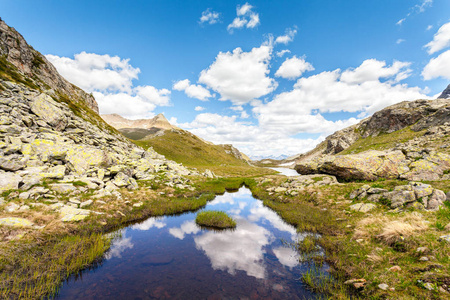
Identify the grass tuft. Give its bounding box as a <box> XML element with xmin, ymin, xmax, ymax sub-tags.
<box><xmin>195</xmin><ymin>210</ymin><xmax>236</xmax><ymax>229</ymax></box>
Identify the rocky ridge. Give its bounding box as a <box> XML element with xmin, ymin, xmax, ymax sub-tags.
<box><xmin>101</xmin><ymin>113</ymin><xmax>176</xmax><ymax>131</ymax></box>
<box><xmin>0</xmin><ymin>80</ymin><xmax>202</xmax><ymax>225</ymax></box>
<box><xmin>295</xmin><ymin>97</ymin><xmax>450</xmax><ymax>182</ymax></box>
<box><xmin>0</xmin><ymin>20</ymin><xmax>98</xmax><ymax>113</ymax></box>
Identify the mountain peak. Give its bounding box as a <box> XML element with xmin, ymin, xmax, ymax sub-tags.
<box><xmin>438</xmin><ymin>84</ymin><xmax>450</xmax><ymax>99</ymax></box>
<box><xmin>101</xmin><ymin>113</ymin><xmax>175</xmax><ymax>131</ymax></box>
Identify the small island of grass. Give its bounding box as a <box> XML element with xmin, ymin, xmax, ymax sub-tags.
<box><xmin>195</xmin><ymin>211</ymin><xmax>237</xmax><ymax>229</ymax></box>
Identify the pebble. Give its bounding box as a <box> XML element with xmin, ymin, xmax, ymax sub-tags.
<box><xmin>378</xmin><ymin>283</ymin><xmax>389</xmax><ymax>290</ymax></box>
<box><xmin>416</xmin><ymin>246</ymin><xmax>429</xmax><ymax>253</ymax></box>
<box><xmin>389</xmin><ymin>265</ymin><xmax>401</xmax><ymax>272</ymax></box>
<box><xmin>419</xmin><ymin>256</ymin><xmax>429</xmax><ymax>261</ymax></box>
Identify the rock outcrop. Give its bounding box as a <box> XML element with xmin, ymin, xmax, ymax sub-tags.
<box><xmin>295</xmin><ymin>97</ymin><xmax>450</xmax><ymax>181</ymax></box>
<box><xmin>0</xmin><ymin>20</ymin><xmax>98</xmax><ymax>113</ymax></box>
<box><xmin>0</xmin><ymin>81</ymin><xmax>195</xmax><ymax>194</ymax></box>
<box><xmin>349</xmin><ymin>182</ymin><xmax>447</xmax><ymax>211</ymax></box>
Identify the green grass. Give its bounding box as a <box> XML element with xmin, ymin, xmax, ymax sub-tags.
<box><xmin>195</xmin><ymin>211</ymin><xmax>236</xmax><ymax>229</ymax></box>
<box><xmin>133</xmin><ymin>130</ymin><xmax>274</xmax><ymax>177</ymax></box>
<box><xmin>0</xmin><ymin>233</ymin><xmax>111</xmax><ymax>299</ymax></box>
<box><xmin>339</xmin><ymin>127</ymin><xmax>425</xmax><ymax>155</ymax></box>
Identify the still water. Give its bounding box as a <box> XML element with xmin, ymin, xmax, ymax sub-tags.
<box><xmin>56</xmin><ymin>187</ymin><xmax>321</xmax><ymax>299</ymax></box>
<box><xmin>270</xmin><ymin>167</ymin><xmax>299</xmax><ymax>177</ymax></box>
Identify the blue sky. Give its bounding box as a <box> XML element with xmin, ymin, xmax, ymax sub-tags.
<box><xmin>2</xmin><ymin>0</ymin><xmax>450</xmax><ymax>158</ymax></box>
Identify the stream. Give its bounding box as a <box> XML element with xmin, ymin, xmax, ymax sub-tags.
<box><xmin>55</xmin><ymin>184</ymin><xmax>323</xmax><ymax>299</ymax></box>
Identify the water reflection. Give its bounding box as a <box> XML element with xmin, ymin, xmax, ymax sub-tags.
<box><xmin>195</xmin><ymin>218</ymin><xmax>273</xmax><ymax>279</ymax></box>
<box><xmin>270</xmin><ymin>167</ymin><xmax>300</xmax><ymax>176</ymax></box>
<box><xmin>131</xmin><ymin>217</ymin><xmax>166</xmax><ymax>231</ymax></box>
<box><xmin>105</xmin><ymin>231</ymin><xmax>133</xmax><ymax>259</ymax></box>
<box><xmin>169</xmin><ymin>220</ymin><xmax>200</xmax><ymax>240</ymax></box>
<box><xmin>56</xmin><ymin>187</ymin><xmax>320</xmax><ymax>299</ymax></box>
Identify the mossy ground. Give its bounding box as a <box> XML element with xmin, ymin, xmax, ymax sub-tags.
<box><xmin>252</xmin><ymin>177</ymin><xmax>450</xmax><ymax>299</ymax></box>
<box><xmin>195</xmin><ymin>210</ymin><xmax>236</xmax><ymax>229</ymax></box>
<box><xmin>340</xmin><ymin>127</ymin><xmax>426</xmax><ymax>155</ymax></box>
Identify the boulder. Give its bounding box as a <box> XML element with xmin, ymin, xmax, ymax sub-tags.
<box><xmin>40</xmin><ymin>165</ymin><xmax>66</xmax><ymax>179</ymax></box>
<box><xmin>112</xmin><ymin>172</ymin><xmax>131</xmax><ymax>187</ymax></box>
<box><xmin>66</xmin><ymin>145</ymin><xmax>112</xmax><ymax>175</ymax></box>
<box><xmin>30</xmin><ymin>94</ymin><xmax>68</xmax><ymax>131</ymax></box>
<box><xmin>350</xmin><ymin>203</ymin><xmax>376</xmax><ymax>213</ymax></box>
<box><xmin>0</xmin><ymin>172</ymin><xmax>22</xmax><ymax>192</ymax></box>
<box><xmin>295</xmin><ymin>150</ymin><xmax>409</xmax><ymax>181</ymax></box>
<box><xmin>410</xmin><ymin>182</ymin><xmax>434</xmax><ymax>199</ymax></box>
<box><xmin>0</xmin><ymin>156</ymin><xmax>26</xmax><ymax>171</ymax></box>
<box><xmin>384</xmin><ymin>190</ymin><xmax>416</xmax><ymax>208</ymax></box>
<box><xmin>0</xmin><ymin>217</ymin><xmax>33</xmax><ymax>228</ymax></box>
<box><xmin>49</xmin><ymin>183</ymin><xmax>76</xmax><ymax>194</ymax></box>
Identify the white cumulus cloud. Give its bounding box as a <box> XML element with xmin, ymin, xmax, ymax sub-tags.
<box><xmin>199</xmin><ymin>8</ymin><xmax>220</xmax><ymax>24</ymax></box>
<box><xmin>227</xmin><ymin>3</ymin><xmax>260</xmax><ymax>32</ymax></box>
<box><xmin>425</xmin><ymin>22</ymin><xmax>450</xmax><ymax>54</ymax></box>
<box><xmin>47</xmin><ymin>52</ymin><xmax>171</xmax><ymax>119</ymax></box>
<box><xmin>195</xmin><ymin>106</ymin><xmax>205</xmax><ymax>111</ymax></box>
<box><xmin>422</xmin><ymin>50</ymin><xmax>450</xmax><ymax>80</ymax></box>
<box><xmin>276</xmin><ymin>49</ymin><xmax>291</xmax><ymax>57</ymax></box>
<box><xmin>46</xmin><ymin>52</ymin><xmax>140</xmax><ymax>93</ymax></box>
<box><xmin>173</xmin><ymin>79</ymin><xmax>213</xmax><ymax>101</ymax></box>
<box><xmin>275</xmin><ymin>28</ymin><xmax>297</xmax><ymax>45</ymax></box>
<box><xmin>199</xmin><ymin>44</ymin><xmax>277</xmax><ymax>105</ymax></box>
<box><xmin>275</xmin><ymin>56</ymin><xmax>314</xmax><ymax>80</ymax></box>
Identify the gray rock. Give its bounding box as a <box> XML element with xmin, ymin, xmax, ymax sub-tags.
<box><xmin>378</xmin><ymin>283</ymin><xmax>389</xmax><ymax>290</ymax></box>
<box><xmin>80</xmin><ymin>200</ymin><xmax>93</xmax><ymax>208</ymax></box>
<box><xmin>127</xmin><ymin>178</ymin><xmax>138</xmax><ymax>190</ymax></box>
<box><xmin>439</xmin><ymin>235</ymin><xmax>450</xmax><ymax>243</ymax></box>
<box><xmin>350</xmin><ymin>203</ymin><xmax>376</xmax><ymax>213</ymax></box>
<box><xmin>428</xmin><ymin>190</ymin><xmax>446</xmax><ymax>210</ymax></box>
<box><xmin>112</xmin><ymin>172</ymin><xmax>130</xmax><ymax>187</ymax></box>
<box><xmin>410</xmin><ymin>182</ymin><xmax>434</xmax><ymax>199</ymax></box>
<box><xmin>30</xmin><ymin>94</ymin><xmax>68</xmax><ymax>131</ymax></box>
<box><xmin>0</xmin><ymin>156</ymin><xmax>26</xmax><ymax>171</ymax></box>
<box><xmin>5</xmin><ymin>202</ymin><xmax>20</xmax><ymax>212</ymax></box>
<box><xmin>367</xmin><ymin>187</ymin><xmax>388</xmax><ymax>194</ymax></box>
<box><xmin>49</xmin><ymin>183</ymin><xmax>76</xmax><ymax>194</ymax></box>
<box><xmin>0</xmin><ymin>172</ymin><xmax>22</xmax><ymax>192</ymax></box>
<box><xmin>384</xmin><ymin>190</ymin><xmax>416</xmax><ymax>208</ymax></box>
<box><xmin>447</xmin><ymin>191</ymin><xmax>450</xmax><ymax>201</ymax></box>
<box><xmin>367</xmin><ymin>194</ymin><xmax>383</xmax><ymax>202</ymax></box>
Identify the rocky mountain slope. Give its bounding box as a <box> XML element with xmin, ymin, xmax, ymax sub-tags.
<box><xmin>0</xmin><ymin>19</ymin><xmax>98</xmax><ymax>113</ymax></box>
<box><xmin>295</xmin><ymin>95</ymin><xmax>450</xmax><ymax>182</ymax></box>
<box><xmin>0</xmin><ymin>20</ymin><xmax>200</xmax><ymax>224</ymax></box>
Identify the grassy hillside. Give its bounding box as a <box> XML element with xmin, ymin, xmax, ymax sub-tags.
<box><xmin>131</xmin><ymin>129</ymin><xmax>274</xmax><ymax>177</ymax></box>
<box><xmin>339</xmin><ymin>126</ymin><xmax>426</xmax><ymax>155</ymax></box>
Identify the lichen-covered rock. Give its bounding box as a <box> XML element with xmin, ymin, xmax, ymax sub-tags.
<box><xmin>0</xmin><ymin>217</ymin><xmax>33</xmax><ymax>227</ymax></box>
<box><xmin>30</xmin><ymin>94</ymin><xmax>68</xmax><ymax>131</ymax></box>
<box><xmin>0</xmin><ymin>172</ymin><xmax>22</xmax><ymax>192</ymax></box>
<box><xmin>350</xmin><ymin>203</ymin><xmax>376</xmax><ymax>213</ymax></box>
<box><xmin>0</xmin><ymin>155</ymin><xmax>26</xmax><ymax>171</ymax></box>
<box><xmin>296</xmin><ymin>150</ymin><xmax>409</xmax><ymax>181</ymax></box>
<box><xmin>49</xmin><ymin>183</ymin><xmax>76</xmax><ymax>194</ymax></box>
<box><xmin>112</xmin><ymin>172</ymin><xmax>131</xmax><ymax>188</ymax></box>
<box><xmin>384</xmin><ymin>190</ymin><xmax>416</xmax><ymax>208</ymax></box>
<box><xmin>40</xmin><ymin>165</ymin><xmax>66</xmax><ymax>179</ymax></box>
<box><xmin>66</xmin><ymin>145</ymin><xmax>112</xmax><ymax>175</ymax></box>
<box><xmin>410</xmin><ymin>182</ymin><xmax>434</xmax><ymax>199</ymax></box>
